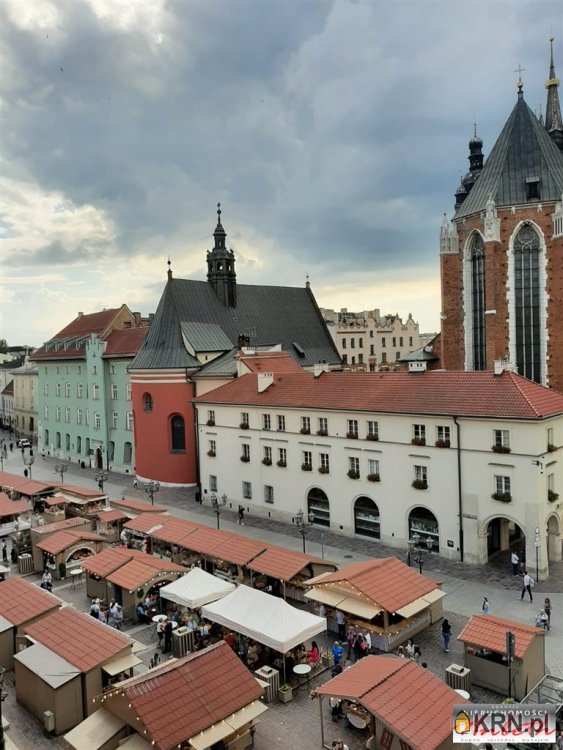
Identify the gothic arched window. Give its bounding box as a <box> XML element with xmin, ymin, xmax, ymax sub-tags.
<box><xmin>170</xmin><ymin>414</ymin><xmax>186</xmax><ymax>452</ymax></box>
<box><xmin>470</xmin><ymin>233</ymin><xmax>486</xmax><ymax>370</ymax></box>
<box><xmin>514</xmin><ymin>224</ymin><xmax>541</xmax><ymax>382</ymax></box>
<box><xmin>143</xmin><ymin>392</ymin><xmax>153</xmax><ymax>412</ymax></box>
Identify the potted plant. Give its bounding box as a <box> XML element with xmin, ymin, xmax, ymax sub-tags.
<box><xmin>207</xmin><ymin>450</ymin><xmax>216</xmax><ymax>457</ymax></box>
<box><xmin>300</xmin><ymin>427</ymin><xmax>311</xmax><ymax>435</ymax></box>
<box><xmin>366</xmin><ymin>433</ymin><xmax>379</xmax><ymax>441</ymax></box>
<box><xmin>411</xmin><ymin>437</ymin><xmax>425</xmax><ymax>446</ymax></box>
<box><xmin>240</xmin><ymin>422</ymin><xmax>250</xmax><ymax>430</ymax></box>
<box><xmin>548</xmin><ymin>443</ymin><xmax>557</xmax><ymax>452</ymax></box>
<box><xmin>206</xmin><ymin>419</ymin><xmax>215</xmax><ymax>427</ymax></box>
<box><xmin>240</xmin><ymin>455</ymin><xmax>250</xmax><ymax>463</ymax></box>
<box><xmin>492</xmin><ymin>444</ymin><xmax>511</xmax><ymax>454</ymax></box>
<box><xmin>435</xmin><ymin>439</ymin><xmax>450</xmax><ymax>448</ymax></box>
<box><xmin>492</xmin><ymin>491</ymin><xmax>511</xmax><ymax>502</ymax></box>
<box><xmin>346</xmin><ymin>432</ymin><xmax>358</xmax><ymax>440</ymax></box>
<box><xmin>301</xmin><ymin>463</ymin><xmax>312</xmax><ymax>471</ymax></box>
<box><xmin>318</xmin><ymin>466</ymin><xmax>329</xmax><ymax>474</ymax></box>
<box><xmin>278</xmin><ymin>684</ymin><xmax>293</xmax><ymax>703</ymax></box>
<box><xmin>262</xmin><ymin>457</ymin><xmax>272</xmax><ymax>466</ymax></box>
<box><xmin>317</xmin><ymin>428</ymin><xmax>328</xmax><ymax>436</ymax></box>
<box><xmin>347</xmin><ymin>469</ymin><xmax>360</xmax><ymax>479</ymax></box>
<box><xmin>277</xmin><ymin>460</ymin><xmax>287</xmax><ymax>468</ymax></box>
<box><xmin>412</xmin><ymin>479</ymin><xmax>428</xmax><ymax>490</ymax></box>
<box><xmin>367</xmin><ymin>473</ymin><xmax>380</xmax><ymax>482</ymax></box>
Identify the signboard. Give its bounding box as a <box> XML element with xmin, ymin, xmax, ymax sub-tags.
<box><xmin>453</xmin><ymin>704</ymin><xmax>556</xmax><ymax>744</ymax></box>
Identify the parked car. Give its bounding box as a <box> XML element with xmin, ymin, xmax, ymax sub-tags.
<box><xmin>16</xmin><ymin>439</ymin><xmax>31</xmax><ymax>449</ymax></box>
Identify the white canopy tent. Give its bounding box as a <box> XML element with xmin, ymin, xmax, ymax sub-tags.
<box><xmin>201</xmin><ymin>584</ymin><xmax>326</xmax><ymax>653</ymax></box>
<box><xmin>159</xmin><ymin>568</ymin><xmax>236</xmax><ymax>609</ymax></box>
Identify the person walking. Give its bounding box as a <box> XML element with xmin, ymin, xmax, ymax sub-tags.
<box><xmin>482</xmin><ymin>596</ymin><xmax>490</xmax><ymax>614</ymax></box>
<box><xmin>237</xmin><ymin>505</ymin><xmax>245</xmax><ymax>526</ymax></box>
<box><xmin>511</xmin><ymin>551</ymin><xmax>520</xmax><ymax>575</ymax></box>
<box><xmin>2</xmin><ymin>542</ymin><xmax>7</xmax><ymax>564</ymax></box>
<box><xmin>335</xmin><ymin>610</ymin><xmax>346</xmax><ymax>640</ymax></box>
<box><xmin>163</xmin><ymin>619</ymin><xmax>173</xmax><ymax>653</ymax></box>
<box><xmin>441</xmin><ymin>618</ymin><xmax>452</xmax><ymax>653</ymax></box>
<box><xmin>521</xmin><ymin>571</ymin><xmax>534</xmax><ymax>602</ymax></box>
<box><xmin>544</xmin><ymin>597</ymin><xmax>552</xmax><ymax>630</ymax></box>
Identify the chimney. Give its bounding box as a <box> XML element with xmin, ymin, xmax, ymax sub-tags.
<box><xmin>494</xmin><ymin>359</ymin><xmax>515</xmax><ymax>376</ymax></box>
<box><xmin>313</xmin><ymin>363</ymin><xmax>330</xmax><ymax>378</ymax></box>
<box><xmin>77</xmin><ymin>312</ymin><xmax>83</xmax><ymax>318</ymax></box>
<box><xmin>257</xmin><ymin>372</ymin><xmax>274</xmax><ymax>393</ymax></box>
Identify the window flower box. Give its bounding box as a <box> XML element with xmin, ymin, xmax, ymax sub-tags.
<box><xmin>492</xmin><ymin>445</ymin><xmax>511</xmax><ymax>454</ymax></box>
<box><xmin>240</xmin><ymin>455</ymin><xmax>250</xmax><ymax>463</ymax></box>
<box><xmin>207</xmin><ymin>450</ymin><xmax>216</xmax><ymax>457</ymax></box>
<box><xmin>365</xmin><ymin>434</ymin><xmax>379</xmax><ymax>442</ymax></box>
<box><xmin>206</xmin><ymin>419</ymin><xmax>215</xmax><ymax>427</ymax></box>
<box><xmin>346</xmin><ymin>432</ymin><xmax>359</xmax><ymax>440</ymax></box>
<box><xmin>301</xmin><ymin>463</ymin><xmax>312</xmax><ymax>471</ymax></box>
<box><xmin>318</xmin><ymin>466</ymin><xmax>329</xmax><ymax>474</ymax></box>
<box><xmin>276</xmin><ymin>460</ymin><xmax>287</xmax><ymax>468</ymax></box>
<box><xmin>239</xmin><ymin>422</ymin><xmax>250</xmax><ymax>430</ymax></box>
<box><xmin>548</xmin><ymin>443</ymin><xmax>557</xmax><ymax>453</ymax></box>
<box><xmin>347</xmin><ymin>469</ymin><xmax>360</xmax><ymax>479</ymax></box>
<box><xmin>435</xmin><ymin>439</ymin><xmax>450</xmax><ymax>448</ymax></box>
<box><xmin>367</xmin><ymin>473</ymin><xmax>380</xmax><ymax>482</ymax></box>
<box><xmin>262</xmin><ymin>457</ymin><xmax>272</xmax><ymax>466</ymax></box>
<box><xmin>300</xmin><ymin>427</ymin><xmax>311</xmax><ymax>435</ymax></box>
<box><xmin>548</xmin><ymin>489</ymin><xmax>559</xmax><ymax>503</ymax></box>
<box><xmin>411</xmin><ymin>438</ymin><xmax>426</xmax><ymax>446</ymax></box>
<box><xmin>492</xmin><ymin>491</ymin><xmax>512</xmax><ymax>502</ymax></box>
<box><xmin>412</xmin><ymin>479</ymin><xmax>428</xmax><ymax>490</ymax></box>
<box><xmin>317</xmin><ymin>429</ymin><xmax>328</xmax><ymax>437</ymax></box>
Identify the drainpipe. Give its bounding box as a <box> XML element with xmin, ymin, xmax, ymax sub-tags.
<box><xmin>454</xmin><ymin>416</ymin><xmax>464</xmax><ymax>562</ymax></box>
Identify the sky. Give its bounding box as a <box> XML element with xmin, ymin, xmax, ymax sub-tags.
<box><xmin>0</xmin><ymin>0</ymin><xmax>561</xmax><ymax>344</ymax></box>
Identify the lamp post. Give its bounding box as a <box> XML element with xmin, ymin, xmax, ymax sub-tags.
<box><xmin>295</xmin><ymin>510</ymin><xmax>315</xmax><ymax>553</ymax></box>
<box><xmin>210</xmin><ymin>492</ymin><xmax>227</xmax><ymax>529</ymax></box>
<box><xmin>54</xmin><ymin>462</ymin><xmax>69</xmax><ymax>485</ymax></box>
<box><xmin>408</xmin><ymin>533</ymin><xmax>433</xmax><ymax>574</ymax></box>
<box><xmin>95</xmin><ymin>470</ymin><xmax>109</xmax><ymax>493</ymax></box>
<box><xmin>535</xmin><ymin>526</ymin><xmax>541</xmax><ymax>583</ymax></box>
<box><xmin>22</xmin><ymin>448</ymin><xmax>34</xmax><ymax>480</ymax></box>
<box><xmin>140</xmin><ymin>480</ymin><xmax>161</xmax><ymax>507</ymax></box>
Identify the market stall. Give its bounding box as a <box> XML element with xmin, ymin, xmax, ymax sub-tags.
<box><xmin>149</xmin><ymin>516</ymin><xmax>202</xmax><ymax>563</ymax></box>
<box><xmin>59</xmin><ymin>485</ymin><xmax>108</xmax><ymax>519</ymax></box>
<box><xmin>122</xmin><ymin>513</ymin><xmax>170</xmax><ymax>551</ymax></box>
<box><xmin>111</xmin><ymin>496</ymin><xmax>168</xmax><ymax>518</ymax></box>
<box><xmin>305</xmin><ymin>557</ymin><xmax>445</xmax><ymax>651</ymax></box>
<box><xmin>248</xmin><ymin>545</ymin><xmax>337</xmax><ymax>601</ymax></box>
<box><xmin>40</xmin><ymin>495</ymin><xmax>67</xmax><ymax>524</ymax></box>
<box><xmin>96</xmin><ymin>509</ymin><xmax>129</xmax><ymax>542</ymax></box>
<box><xmin>174</xmin><ymin>526</ymin><xmax>268</xmax><ymax>581</ymax></box>
<box><xmin>458</xmin><ymin>614</ymin><xmax>545</xmax><ymax>700</ymax></box>
<box><xmin>0</xmin><ymin>493</ymin><xmax>31</xmax><ymax>537</ymax></box>
<box><xmin>35</xmin><ymin>529</ymin><xmax>106</xmax><ymax>578</ymax></box>
<box><xmin>0</xmin><ymin>471</ymin><xmax>56</xmax><ymax>505</ymax></box>
<box><xmin>30</xmin><ymin>517</ymin><xmax>92</xmax><ymax>572</ymax></box>
<box><xmin>160</xmin><ymin>567</ymin><xmax>235</xmax><ymax>609</ymax></box>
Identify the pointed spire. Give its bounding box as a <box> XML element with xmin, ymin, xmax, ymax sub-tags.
<box><xmin>545</xmin><ymin>38</ymin><xmax>563</xmax><ymax>150</ymax></box>
<box><xmin>514</xmin><ymin>64</ymin><xmax>525</xmax><ymax>99</ymax></box>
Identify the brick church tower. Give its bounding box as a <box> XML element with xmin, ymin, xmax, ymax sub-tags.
<box><xmin>440</xmin><ymin>41</ymin><xmax>563</xmax><ymax>390</ymax></box>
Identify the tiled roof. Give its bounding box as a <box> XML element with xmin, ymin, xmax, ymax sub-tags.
<box><xmin>457</xmin><ymin>614</ymin><xmax>543</xmax><ymax>659</ymax></box>
<box><xmin>309</xmin><ymin>558</ymin><xmax>438</xmax><ymax>613</ymax></box>
<box><xmin>24</xmin><ymin>607</ymin><xmax>130</xmax><ymax>672</ymax></box>
<box><xmin>194</xmin><ymin>369</ymin><xmax>563</xmax><ymax>419</ymax></box>
<box><xmin>239</xmin><ymin>351</ymin><xmax>303</xmax><ymax>373</ymax></box>
<box><xmin>248</xmin><ymin>546</ymin><xmax>323</xmax><ymax>582</ymax></box>
<box><xmin>36</xmin><ymin>529</ymin><xmax>104</xmax><ymax>555</ymax></box>
<box><xmin>0</xmin><ymin>577</ymin><xmax>60</xmax><ymax>626</ymax></box>
<box><xmin>0</xmin><ymin>472</ymin><xmax>55</xmax><ymax>496</ymax></box>
<box><xmin>130</xmin><ymin>276</ymin><xmax>341</xmax><ymax>370</ymax></box>
<box><xmin>0</xmin><ymin>494</ymin><xmax>29</xmax><ymax>518</ymax></box>
<box><xmin>103</xmin><ymin>327</ymin><xmax>148</xmax><ymax>358</ymax></box>
<box><xmin>123</xmin><ymin>513</ymin><xmax>170</xmax><ymax>534</ymax></box>
<box><xmin>33</xmin><ymin>517</ymin><xmax>87</xmax><ymax>535</ymax></box>
<box><xmin>106</xmin><ymin>557</ymin><xmax>184</xmax><ymax>592</ymax></box>
<box><xmin>60</xmin><ymin>484</ymin><xmax>106</xmax><ymax>499</ymax></box>
<box><xmin>97</xmin><ymin>509</ymin><xmax>128</xmax><ymax>523</ymax></box>
<box><xmin>316</xmin><ymin>656</ymin><xmax>459</xmax><ymax>750</ymax></box>
<box><xmin>150</xmin><ymin>517</ymin><xmax>201</xmax><ymax>545</ymax></box>
<box><xmin>43</xmin><ymin>495</ymin><xmax>67</xmax><ymax>507</ymax></box>
<box><xmin>82</xmin><ymin>547</ymin><xmax>134</xmax><ymax>578</ymax></box>
<box><xmin>113</xmin><ymin>497</ymin><xmax>168</xmax><ymax>514</ymax></box>
<box><xmin>121</xmin><ymin>642</ymin><xmax>263</xmax><ymax>750</ymax></box>
<box><xmin>179</xmin><ymin>527</ymin><xmax>267</xmax><ymax>566</ymax></box>
<box><xmin>31</xmin><ymin>309</ymin><xmax>122</xmax><ymax>361</ymax></box>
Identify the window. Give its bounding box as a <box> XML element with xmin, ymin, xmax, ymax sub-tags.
<box><xmin>493</xmin><ymin>429</ymin><xmax>510</xmax><ymax>451</ymax></box>
<box><xmin>392</xmin><ymin>337</ymin><xmax>396</xmax><ymax>347</ymax></box>
<box><xmin>76</xmin><ymin>408</ymin><xmax>82</xmax><ymax>425</ymax></box>
<box><xmin>242</xmin><ymin>481</ymin><xmax>252</xmax><ymax>499</ymax></box>
<box><xmin>170</xmin><ymin>415</ymin><xmax>185</xmax><ymax>451</ymax></box>
<box><xmin>143</xmin><ymin>393</ymin><xmax>153</xmax><ymax>412</ymax></box>
<box><xmin>301</xmin><ymin>416</ymin><xmax>311</xmax><ymax>434</ymax></box>
<box><xmin>240</xmin><ymin>412</ymin><xmax>249</xmax><ymax>428</ymax></box>
<box><xmin>91</xmin><ymin>384</ymin><xmax>99</xmax><ymax>400</ymax></box>
<box><xmin>55</xmin><ymin>432</ymin><xmax>61</xmax><ymax>449</ymax></box>
<box><xmin>347</xmin><ymin>419</ymin><xmax>358</xmax><ymax>438</ymax></box>
<box><xmin>94</xmin><ymin>413</ymin><xmax>101</xmax><ymax>430</ymax></box>
<box><xmin>77</xmin><ymin>383</ymin><xmax>83</xmax><ymax>399</ymax></box>
<box><xmin>302</xmin><ymin>450</ymin><xmax>312</xmax><ymax>470</ymax></box>
<box><xmin>76</xmin><ymin>436</ymin><xmax>81</xmax><ymax>454</ymax></box>
<box><xmin>43</xmin><ymin>383</ymin><xmax>48</xmax><ymax>396</ymax></box>
<box><xmin>354</xmin><ymin>496</ymin><xmax>380</xmax><ymax>539</ymax></box>
<box><xmin>108</xmin><ymin>440</ymin><xmax>114</xmax><ymax>461</ymax></box>
<box><xmin>319</xmin><ymin>452</ymin><xmax>330</xmax><ymax>473</ymax></box>
<box><xmin>381</xmin><ymin>352</ymin><xmax>387</xmax><ymax>364</ymax></box>
<box><xmin>342</xmin><ymin>354</ymin><xmax>348</xmax><ymax>364</ymax></box>
<box><xmin>367</xmin><ymin>420</ymin><xmax>379</xmax><ymax>440</ymax></box>
<box><xmin>277</xmin><ymin>415</ymin><xmax>286</xmax><ymax>432</ymax></box>
<box><xmin>205</xmin><ymin>409</ymin><xmax>215</xmax><ymax>426</ymax></box>
<box><xmin>56</xmin><ymin>383</ymin><xmax>61</xmax><ymax>398</ymax></box>
<box><xmin>263</xmin><ymin>446</ymin><xmax>272</xmax><ymax>464</ymax></box>
<box><xmin>469</xmin><ymin>232</ymin><xmax>486</xmax><ymax>370</ymax></box>
<box><xmin>264</xmin><ymin>485</ymin><xmax>274</xmax><ymax>504</ymax></box>
<box><xmin>65</xmin><ymin>433</ymin><xmax>70</xmax><ymax>451</ymax></box>
<box><xmin>349</xmin><ymin>456</ymin><xmax>360</xmax><ymax>474</ymax></box>
<box><xmin>412</xmin><ymin>424</ymin><xmax>426</xmax><ymax>445</ymax></box>
<box><xmin>513</xmin><ymin>223</ymin><xmax>542</xmax><ymax>382</ymax></box>
<box><xmin>494</xmin><ymin>475</ymin><xmax>511</xmax><ymax>495</ymax></box>
<box><xmin>126</xmin><ymin>384</ymin><xmax>132</xmax><ymax>401</ymax></box>
<box><xmin>359</xmin><ymin>338</ymin><xmax>363</xmax><ymax>348</ymax></box>
<box><xmin>358</xmin><ymin>353</ymin><xmax>364</xmax><ymax>364</ymax></box>
<box><xmin>63</xmin><ymin>382</ymin><xmax>69</xmax><ymax>398</ymax></box>
<box><xmin>370</xmin><ymin>344</ymin><xmax>374</xmax><ymax>356</ymax></box>
<box><xmin>414</xmin><ymin>465</ymin><xmax>427</xmax><ymax>482</ymax></box>
<box><xmin>350</xmin><ymin>338</ymin><xmax>355</xmax><ymax>349</ymax></box>
<box><xmin>55</xmin><ymin>406</ymin><xmax>61</xmax><ymax>422</ymax></box>
<box><xmin>85</xmin><ymin>409</ymin><xmax>90</xmax><ymax>426</ymax></box>
<box><xmin>92</xmin><ymin>365</ymin><xmax>97</xmax><ymax>375</ymax></box>
<box><xmin>368</xmin><ymin>458</ymin><xmax>380</xmax><ymax>477</ymax></box>
<box><xmin>112</xmin><ymin>411</ymin><xmax>119</xmax><ymax>429</ymax></box>
<box><xmin>351</xmin><ymin>356</ymin><xmax>356</xmax><ymax>365</ymax></box>
<box><xmin>209</xmin><ymin>475</ymin><xmax>217</xmax><ymax>492</ymax></box>
<box><xmin>278</xmin><ymin>447</ymin><xmax>287</xmax><ymax>466</ymax></box>
<box><xmin>526</xmin><ymin>178</ymin><xmax>540</xmax><ymax>201</ymax></box>
<box><xmin>381</xmin><ymin>337</ymin><xmax>386</xmax><ymax>348</ymax></box>
<box><xmin>318</xmin><ymin>417</ymin><xmax>328</xmax><ymax>435</ymax></box>
<box><xmin>263</xmin><ymin>414</ymin><xmax>271</xmax><ymax>431</ymax></box>
<box><xmin>208</xmin><ymin>439</ymin><xmax>216</xmax><ymax>456</ymax></box>
<box><xmin>241</xmin><ymin>444</ymin><xmax>250</xmax><ymax>461</ymax></box>
<box><xmin>44</xmin><ymin>405</ymin><xmax>49</xmax><ymax>419</ymax></box>
<box><xmin>395</xmin><ymin>351</ymin><xmax>400</xmax><ymax>360</ymax></box>
<box><xmin>436</xmin><ymin>425</ymin><xmax>450</xmax><ymax>445</ymax></box>
<box><xmin>409</xmin><ymin>336</ymin><xmax>413</xmax><ymax>347</ymax></box>
<box><xmin>399</xmin><ymin>336</ymin><xmax>403</xmax><ymax>347</ymax></box>
<box><xmin>111</xmin><ymin>384</ymin><xmax>118</xmax><ymax>400</ymax></box>
<box><xmin>123</xmin><ymin>441</ymin><xmax>132</xmax><ymax>464</ymax></box>
<box><xmin>369</xmin><ymin>330</ymin><xmax>374</xmax><ymax>338</ymax></box>
<box><xmin>342</xmin><ymin>338</ymin><xmax>347</xmax><ymax>349</ymax></box>
<box><xmin>548</xmin><ymin>427</ymin><xmax>555</xmax><ymax>450</ymax></box>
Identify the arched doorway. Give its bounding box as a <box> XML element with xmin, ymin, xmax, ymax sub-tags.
<box><xmin>547</xmin><ymin>515</ymin><xmax>561</xmax><ymax>563</ymax></box>
<box><xmin>486</xmin><ymin>517</ymin><xmax>526</xmax><ymax>564</ymax></box>
<box><xmin>307</xmin><ymin>488</ymin><xmax>330</xmax><ymax>527</ymax></box>
<box><xmin>408</xmin><ymin>507</ymin><xmax>439</xmax><ymax>552</ymax></box>
<box><xmin>95</xmin><ymin>447</ymin><xmax>103</xmax><ymax>470</ymax></box>
<box><xmin>354</xmin><ymin>497</ymin><xmax>380</xmax><ymax>539</ymax></box>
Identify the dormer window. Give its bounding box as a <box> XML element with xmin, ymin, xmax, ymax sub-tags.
<box><xmin>526</xmin><ymin>177</ymin><xmax>540</xmax><ymax>201</ymax></box>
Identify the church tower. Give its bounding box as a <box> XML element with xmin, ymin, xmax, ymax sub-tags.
<box><xmin>440</xmin><ymin>47</ymin><xmax>563</xmax><ymax>389</ymax></box>
<box><xmin>207</xmin><ymin>203</ymin><xmax>237</xmax><ymax>307</ymax></box>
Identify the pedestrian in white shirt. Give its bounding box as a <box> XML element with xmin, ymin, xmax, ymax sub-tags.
<box><xmin>521</xmin><ymin>571</ymin><xmax>534</xmax><ymax>602</ymax></box>
<box><xmin>511</xmin><ymin>551</ymin><xmax>519</xmax><ymax>575</ymax></box>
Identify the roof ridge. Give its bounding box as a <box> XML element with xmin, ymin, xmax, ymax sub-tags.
<box><xmin>507</xmin><ymin>371</ymin><xmax>542</xmax><ymax>417</ymax></box>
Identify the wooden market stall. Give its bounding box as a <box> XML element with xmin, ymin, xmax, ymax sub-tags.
<box><xmin>247</xmin><ymin>545</ymin><xmax>337</xmax><ymax>601</ymax></box>
<box><xmin>305</xmin><ymin>557</ymin><xmax>446</xmax><ymax>651</ymax></box>
<box><xmin>111</xmin><ymin>496</ymin><xmax>168</xmax><ymax>518</ymax></box>
<box><xmin>58</xmin><ymin>484</ymin><xmax>108</xmax><ymax>520</ymax></box>
<box><xmin>0</xmin><ymin>577</ymin><xmax>61</xmax><ymax>668</ymax></box>
<box><xmin>30</xmin><ymin>516</ymin><xmax>92</xmax><ymax>572</ymax></box>
<box><xmin>181</xmin><ymin>527</ymin><xmax>269</xmax><ymax>581</ymax></box>
<box><xmin>121</xmin><ymin>513</ymin><xmax>171</xmax><ymax>551</ymax></box>
<box><xmin>0</xmin><ymin>493</ymin><xmax>31</xmax><ymax>537</ymax></box>
<box><xmin>35</xmin><ymin>528</ymin><xmax>106</xmax><ymax>579</ymax></box>
<box><xmin>313</xmin><ymin>655</ymin><xmax>460</xmax><ymax>750</ymax></box>
<box><xmin>39</xmin><ymin>494</ymin><xmax>67</xmax><ymax>524</ymax></box>
<box><xmin>65</xmin><ymin>642</ymin><xmax>266</xmax><ymax>750</ymax></box>
<box><xmin>148</xmin><ymin>516</ymin><xmax>203</xmax><ymax>562</ymax></box>
<box><xmin>458</xmin><ymin>614</ymin><xmax>545</xmax><ymax>700</ymax></box>
<box><xmin>96</xmin><ymin>509</ymin><xmax>129</xmax><ymax>542</ymax></box>
<box><xmin>0</xmin><ymin>471</ymin><xmax>56</xmax><ymax>505</ymax></box>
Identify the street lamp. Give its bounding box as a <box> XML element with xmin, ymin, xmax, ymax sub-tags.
<box><xmin>295</xmin><ymin>510</ymin><xmax>315</xmax><ymax>553</ymax></box>
<box><xmin>535</xmin><ymin>526</ymin><xmax>541</xmax><ymax>583</ymax></box>
<box><xmin>95</xmin><ymin>470</ymin><xmax>109</xmax><ymax>493</ymax></box>
<box><xmin>22</xmin><ymin>449</ymin><xmax>34</xmax><ymax>480</ymax></box>
<box><xmin>407</xmin><ymin>533</ymin><xmax>434</xmax><ymax>574</ymax></box>
<box><xmin>54</xmin><ymin>462</ymin><xmax>69</xmax><ymax>485</ymax></box>
<box><xmin>210</xmin><ymin>492</ymin><xmax>227</xmax><ymax>529</ymax></box>
<box><xmin>140</xmin><ymin>480</ymin><xmax>160</xmax><ymax>506</ymax></box>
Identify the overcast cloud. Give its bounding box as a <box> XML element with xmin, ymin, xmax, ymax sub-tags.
<box><xmin>0</xmin><ymin>0</ymin><xmax>561</xmax><ymax>343</ymax></box>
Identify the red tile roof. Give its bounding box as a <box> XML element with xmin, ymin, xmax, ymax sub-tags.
<box><xmin>0</xmin><ymin>494</ymin><xmax>29</xmax><ymax>519</ymax></box>
<box><xmin>178</xmin><ymin>527</ymin><xmax>267</xmax><ymax>566</ymax></box>
<box><xmin>309</xmin><ymin>558</ymin><xmax>439</xmax><ymax>613</ymax></box>
<box><xmin>33</xmin><ymin>517</ymin><xmax>87</xmax><ymax>535</ymax></box>
<box><xmin>458</xmin><ymin>614</ymin><xmax>543</xmax><ymax>659</ymax></box>
<box><xmin>32</xmin><ymin>309</ymin><xmax>122</xmax><ymax>361</ymax></box>
<box><xmin>239</xmin><ymin>351</ymin><xmax>303</xmax><ymax>374</ymax></box>
<box><xmin>316</xmin><ymin>656</ymin><xmax>459</xmax><ymax>750</ymax></box>
<box><xmin>35</xmin><ymin>529</ymin><xmax>104</xmax><ymax>555</ymax></box>
<box><xmin>60</xmin><ymin>484</ymin><xmax>106</xmax><ymax>499</ymax></box>
<box><xmin>194</xmin><ymin>369</ymin><xmax>563</xmax><ymax>419</ymax></box>
<box><xmin>43</xmin><ymin>495</ymin><xmax>67</xmax><ymax>507</ymax></box>
<box><xmin>82</xmin><ymin>547</ymin><xmax>134</xmax><ymax>578</ymax></box>
<box><xmin>103</xmin><ymin>327</ymin><xmax>148</xmax><ymax>358</ymax></box>
<box><xmin>106</xmin><ymin>556</ymin><xmax>184</xmax><ymax>592</ymax></box>
<box><xmin>124</xmin><ymin>513</ymin><xmax>170</xmax><ymax>534</ymax></box>
<box><xmin>97</xmin><ymin>509</ymin><xmax>128</xmax><ymax>523</ymax></box>
<box><xmin>25</xmin><ymin>607</ymin><xmax>130</xmax><ymax>672</ymax></box>
<box><xmin>0</xmin><ymin>471</ymin><xmax>55</xmax><ymax>496</ymax></box>
<box><xmin>118</xmin><ymin>642</ymin><xmax>263</xmax><ymax>750</ymax></box>
<box><xmin>149</xmin><ymin>517</ymin><xmax>201</xmax><ymax>545</ymax></box>
<box><xmin>0</xmin><ymin>577</ymin><xmax>60</xmax><ymax>626</ymax></box>
<box><xmin>248</xmin><ymin>546</ymin><xmax>325</xmax><ymax>582</ymax></box>
<box><xmin>113</xmin><ymin>497</ymin><xmax>167</xmax><ymax>514</ymax></box>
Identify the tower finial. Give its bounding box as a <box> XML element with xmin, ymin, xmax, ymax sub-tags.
<box><xmin>473</xmin><ymin>121</ymin><xmax>477</xmax><ymax>139</ymax></box>
<box><xmin>217</xmin><ymin>202</ymin><xmax>221</xmax><ymax>223</ymax></box>
<box><xmin>514</xmin><ymin>64</ymin><xmax>525</xmax><ymax>98</ymax></box>
<box><xmin>545</xmin><ymin>37</ymin><xmax>563</xmax><ymax>150</ymax></box>
<box><xmin>167</xmin><ymin>257</ymin><xmax>172</xmax><ymax>280</ymax></box>
<box><xmin>550</xmin><ymin>36</ymin><xmax>556</xmax><ymax>78</ymax></box>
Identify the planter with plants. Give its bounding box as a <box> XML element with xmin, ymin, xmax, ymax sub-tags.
<box><xmin>207</xmin><ymin>450</ymin><xmax>216</xmax><ymax>457</ymax></box>
<box><xmin>492</xmin><ymin>445</ymin><xmax>511</xmax><ymax>454</ymax></box>
<box><xmin>317</xmin><ymin>429</ymin><xmax>328</xmax><ymax>436</ymax></box>
<box><xmin>435</xmin><ymin>439</ymin><xmax>450</xmax><ymax>448</ymax></box>
<box><xmin>277</xmin><ymin>460</ymin><xmax>287</xmax><ymax>468</ymax></box>
<box><xmin>548</xmin><ymin>489</ymin><xmax>559</xmax><ymax>503</ymax></box>
<box><xmin>367</xmin><ymin>473</ymin><xmax>380</xmax><ymax>482</ymax></box>
<box><xmin>346</xmin><ymin>432</ymin><xmax>358</xmax><ymax>440</ymax></box>
<box><xmin>492</xmin><ymin>491</ymin><xmax>512</xmax><ymax>502</ymax></box>
<box><xmin>412</xmin><ymin>479</ymin><xmax>428</xmax><ymax>490</ymax></box>
<box><xmin>411</xmin><ymin>437</ymin><xmax>426</xmax><ymax>446</ymax></box>
<box><xmin>278</xmin><ymin>684</ymin><xmax>293</xmax><ymax>703</ymax></box>
<box><xmin>240</xmin><ymin>455</ymin><xmax>250</xmax><ymax>463</ymax></box>
<box><xmin>300</xmin><ymin>427</ymin><xmax>311</xmax><ymax>435</ymax></box>
<box><xmin>318</xmin><ymin>466</ymin><xmax>329</xmax><ymax>474</ymax></box>
<box><xmin>262</xmin><ymin>457</ymin><xmax>272</xmax><ymax>466</ymax></box>
<box><xmin>347</xmin><ymin>469</ymin><xmax>360</xmax><ymax>479</ymax></box>
<box><xmin>239</xmin><ymin>422</ymin><xmax>250</xmax><ymax>430</ymax></box>
<box><xmin>206</xmin><ymin>419</ymin><xmax>215</xmax><ymax>427</ymax></box>
<box><xmin>301</xmin><ymin>463</ymin><xmax>312</xmax><ymax>471</ymax></box>
<box><xmin>365</xmin><ymin>434</ymin><xmax>379</xmax><ymax>441</ymax></box>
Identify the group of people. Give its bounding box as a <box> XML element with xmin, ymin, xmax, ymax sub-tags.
<box><xmin>40</xmin><ymin>568</ymin><xmax>53</xmax><ymax>592</ymax></box>
<box><xmin>397</xmin><ymin>638</ymin><xmax>424</xmax><ymax>665</ymax></box>
<box><xmin>135</xmin><ymin>592</ymin><xmax>160</xmax><ymax>623</ymax></box>
<box><xmin>89</xmin><ymin>598</ymin><xmax>123</xmax><ymax>629</ymax></box>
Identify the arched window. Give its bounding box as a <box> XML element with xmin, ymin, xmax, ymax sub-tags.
<box><xmin>354</xmin><ymin>497</ymin><xmax>380</xmax><ymax>539</ymax></box>
<box><xmin>143</xmin><ymin>393</ymin><xmax>153</xmax><ymax>412</ymax></box>
<box><xmin>470</xmin><ymin>233</ymin><xmax>486</xmax><ymax>370</ymax></box>
<box><xmin>170</xmin><ymin>415</ymin><xmax>186</xmax><ymax>452</ymax></box>
<box><xmin>513</xmin><ymin>224</ymin><xmax>541</xmax><ymax>382</ymax></box>
<box><xmin>307</xmin><ymin>487</ymin><xmax>330</xmax><ymax>527</ymax></box>
<box><xmin>44</xmin><ymin>429</ymin><xmax>49</xmax><ymax>447</ymax></box>
<box><xmin>408</xmin><ymin>507</ymin><xmax>439</xmax><ymax>552</ymax></box>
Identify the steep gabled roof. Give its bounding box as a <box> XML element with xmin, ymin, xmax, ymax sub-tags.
<box><xmin>457</xmin><ymin>92</ymin><xmax>563</xmax><ymax>218</ymax></box>
<box><xmin>103</xmin><ymin>327</ymin><xmax>148</xmax><ymax>358</ymax></box>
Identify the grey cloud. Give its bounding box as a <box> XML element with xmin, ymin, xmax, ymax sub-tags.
<box><xmin>3</xmin><ymin>239</ymin><xmax>111</xmax><ymax>267</ymax></box>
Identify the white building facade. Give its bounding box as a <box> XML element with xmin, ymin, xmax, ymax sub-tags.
<box><xmin>195</xmin><ymin>367</ymin><xmax>563</xmax><ymax>577</ymax></box>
